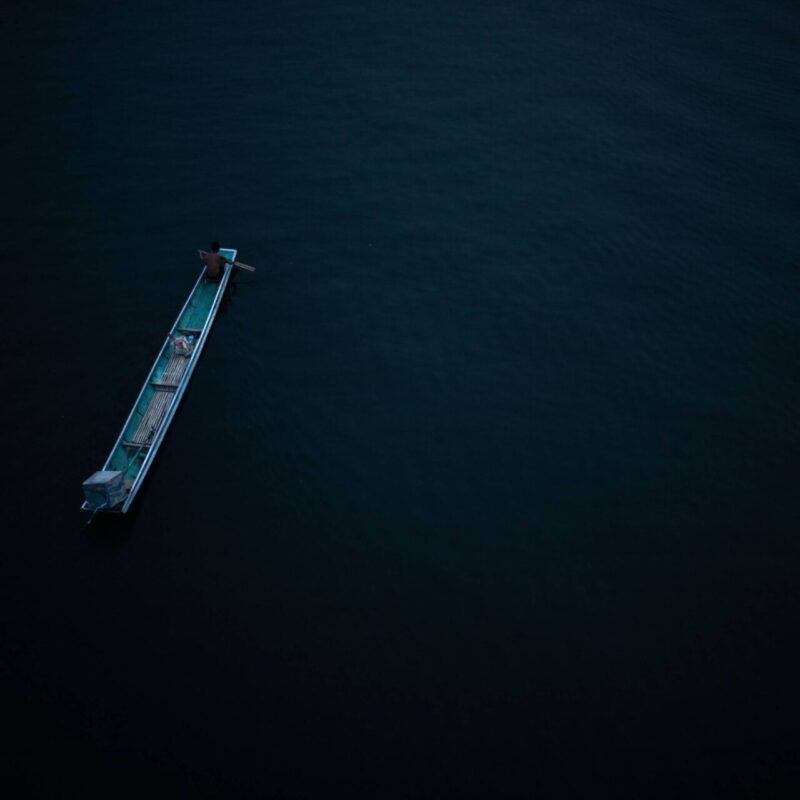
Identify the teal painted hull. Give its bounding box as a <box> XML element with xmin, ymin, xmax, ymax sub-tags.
<box><xmin>82</xmin><ymin>248</ymin><xmax>237</xmax><ymax>513</ymax></box>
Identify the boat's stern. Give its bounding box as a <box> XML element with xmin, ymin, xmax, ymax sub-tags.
<box><xmin>82</xmin><ymin>470</ymin><xmax>128</xmax><ymax>512</ymax></box>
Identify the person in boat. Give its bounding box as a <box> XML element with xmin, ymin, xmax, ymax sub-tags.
<box><xmin>198</xmin><ymin>241</ymin><xmax>233</xmax><ymax>281</ymax></box>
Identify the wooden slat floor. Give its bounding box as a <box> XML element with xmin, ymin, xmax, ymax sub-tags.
<box><xmin>159</xmin><ymin>352</ymin><xmax>191</xmax><ymax>385</ymax></box>
<box><xmin>130</xmin><ymin>353</ymin><xmax>191</xmax><ymax>444</ymax></box>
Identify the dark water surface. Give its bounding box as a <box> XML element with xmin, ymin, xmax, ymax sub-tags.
<box><xmin>3</xmin><ymin>1</ymin><xmax>799</xmax><ymax>796</ymax></box>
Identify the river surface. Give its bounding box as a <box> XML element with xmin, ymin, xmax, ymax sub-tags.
<box><xmin>3</xmin><ymin>1</ymin><xmax>799</xmax><ymax>796</ymax></box>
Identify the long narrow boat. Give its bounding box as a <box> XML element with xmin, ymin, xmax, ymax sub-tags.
<box><xmin>81</xmin><ymin>248</ymin><xmax>238</xmax><ymax>514</ymax></box>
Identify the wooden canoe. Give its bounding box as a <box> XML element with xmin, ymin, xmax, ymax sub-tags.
<box><xmin>81</xmin><ymin>248</ymin><xmax>238</xmax><ymax>513</ymax></box>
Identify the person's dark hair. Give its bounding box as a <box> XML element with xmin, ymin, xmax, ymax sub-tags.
<box><xmin>210</xmin><ymin>241</ymin><xmax>221</xmax><ymax>252</ymax></box>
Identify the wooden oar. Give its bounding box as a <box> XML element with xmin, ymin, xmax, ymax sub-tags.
<box><xmin>197</xmin><ymin>250</ymin><xmax>256</xmax><ymax>272</ymax></box>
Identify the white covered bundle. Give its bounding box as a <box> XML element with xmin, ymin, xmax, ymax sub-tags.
<box><xmin>172</xmin><ymin>335</ymin><xmax>195</xmax><ymax>357</ymax></box>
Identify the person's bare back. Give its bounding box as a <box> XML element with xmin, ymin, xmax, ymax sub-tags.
<box><xmin>198</xmin><ymin>241</ymin><xmax>230</xmax><ymax>280</ymax></box>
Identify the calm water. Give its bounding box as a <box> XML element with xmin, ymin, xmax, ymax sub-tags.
<box><xmin>3</xmin><ymin>1</ymin><xmax>799</xmax><ymax>796</ymax></box>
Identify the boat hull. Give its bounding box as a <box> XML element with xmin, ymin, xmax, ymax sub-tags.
<box><xmin>82</xmin><ymin>248</ymin><xmax>237</xmax><ymax>513</ymax></box>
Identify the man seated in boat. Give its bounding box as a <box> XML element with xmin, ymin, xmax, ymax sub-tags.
<box><xmin>198</xmin><ymin>241</ymin><xmax>233</xmax><ymax>281</ymax></box>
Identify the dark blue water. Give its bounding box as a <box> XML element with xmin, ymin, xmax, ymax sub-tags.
<box><xmin>3</xmin><ymin>1</ymin><xmax>799</xmax><ymax>796</ymax></box>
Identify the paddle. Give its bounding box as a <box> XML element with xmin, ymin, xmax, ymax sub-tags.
<box><xmin>197</xmin><ymin>250</ymin><xmax>257</xmax><ymax>272</ymax></box>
